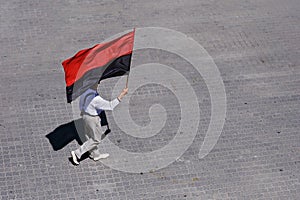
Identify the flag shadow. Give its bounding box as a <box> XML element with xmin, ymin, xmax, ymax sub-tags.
<box><xmin>46</xmin><ymin>118</ymin><xmax>85</xmax><ymax>151</ymax></box>
<box><xmin>46</xmin><ymin>118</ymin><xmax>111</xmax><ymax>165</ymax></box>
<box><xmin>46</xmin><ymin>118</ymin><xmax>110</xmax><ymax>151</ymax></box>
<box><xmin>46</xmin><ymin>118</ymin><xmax>90</xmax><ymax>163</ymax></box>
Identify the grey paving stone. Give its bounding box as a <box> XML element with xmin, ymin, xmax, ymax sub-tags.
<box><xmin>0</xmin><ymin>0</ymin><xmax>300</xmax><ymax>199</ymax></box>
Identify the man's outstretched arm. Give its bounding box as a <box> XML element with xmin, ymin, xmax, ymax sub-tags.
<box><xmin>94</xmin><ymin>88</ymin><xmax>128</xmax><ymax>111</ymax></box>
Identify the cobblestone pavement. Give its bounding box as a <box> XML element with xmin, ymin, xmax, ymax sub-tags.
<box><xmin>1</xmin><ymin>0</ymin><xmax>300</xmax><ymax>199</ymax></box>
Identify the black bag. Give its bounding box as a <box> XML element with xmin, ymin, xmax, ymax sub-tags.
<box><xmin>98</xmin><ymin>110</ymin><xmax>111</xmax><ymax>137</ymax></box>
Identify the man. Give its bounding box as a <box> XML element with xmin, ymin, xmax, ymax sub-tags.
<box><xmin>71</xmin><ymin>83</ymin><xmax>128</xmax><ymax>165</ymax></box>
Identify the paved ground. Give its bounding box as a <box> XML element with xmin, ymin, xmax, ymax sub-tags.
<box><xmin>0</xmin><ymin>0</ymin><xmax>300</xmax><ymax>199</ymax></box>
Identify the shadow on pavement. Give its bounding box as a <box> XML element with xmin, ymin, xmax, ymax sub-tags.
<box><xmin>46</xmin><ymin>118</ymin><xmax>90</xmax><ymax>163</ymax></box>
<box><xmin>46</xmin><ymin>118</ymin><xmax>111</xmax><ymax>164</ymax></box>
<box><xmin>46</xmin><ymin>118</ymin><xmax>85</xmax><ymax>151</ymax></box>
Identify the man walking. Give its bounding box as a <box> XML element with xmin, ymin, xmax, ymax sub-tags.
<box><xmin>71</xmin><ymin>83</ymin><xmax>128</xmax><ymax>165</ymax></box>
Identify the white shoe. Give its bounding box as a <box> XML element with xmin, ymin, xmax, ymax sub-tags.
<box><xmin>71</xmin><ymin>151</ymin><xmax>79</xmax><ymax>165</ymax></box>
<box><xmin>93</xmin><ymin>153</ymin><xmax>109</xmax><ymax>161</ymax></box>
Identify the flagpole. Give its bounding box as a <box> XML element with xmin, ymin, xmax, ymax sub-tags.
<box><xmin>125</xmin><ymin>74</ymin><xmax>129</xmax><ymax>88</ymax></box>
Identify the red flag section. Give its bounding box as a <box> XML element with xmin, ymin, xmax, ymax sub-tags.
<box><xmin>62</xmin><ymin>29</ymin><xmax>135</xmax><ymax>103</ymax></box>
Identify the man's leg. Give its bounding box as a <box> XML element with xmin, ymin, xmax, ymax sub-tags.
<box><xmin>73</xmin><ymin>115</ymin><xmax>101</xmax><ymax>159</ymax></box>
<box><xmin>87</xmin><ymin>122</ymin><xmax>109</xmax><ymax>161</ymax></box>
<box><xmin>82</xmin><ymin>129</ymin><xmax>101</xmax><ymax>159</ymax></box>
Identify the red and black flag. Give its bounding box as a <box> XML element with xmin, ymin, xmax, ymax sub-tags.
<box><xmin>62</xmin><ymin>29</ymin><xmax>135</xmax><ymax>103</ymax></box>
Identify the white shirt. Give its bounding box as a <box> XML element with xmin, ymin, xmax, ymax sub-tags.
<box><xmin>79</xmin><ymin>89</ymin><xmax>120</xmax><ymax>116</ymax></box>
